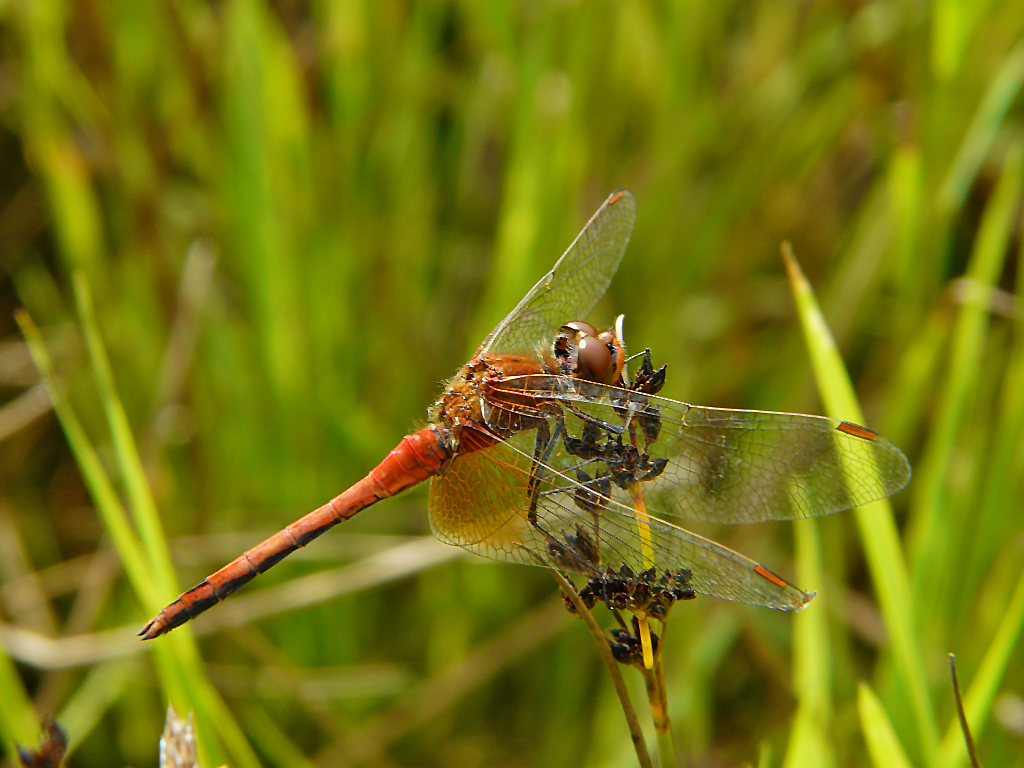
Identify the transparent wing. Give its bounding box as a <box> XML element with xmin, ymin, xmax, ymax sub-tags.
<box><xmin>428</xmin><ymin>427</ymin><xmax>813</xmax><ymax>610</ymax></box>
<box><xmin>480</xmin><ymin>190</ymin><xmax>637</xmax><ymax>357</ymax></box>
<box><xmin>483</xmin><ymin>375</ymin><xmax>912</xmax><ymax>524</ymax></box>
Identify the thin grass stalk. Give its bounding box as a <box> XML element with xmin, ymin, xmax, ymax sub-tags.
<box><xmin>947</xmin><ymin>656</ymin><xmax>981</xmax><ymax>768</ymax></box>
<box><xmin>937</xmin><ymin>561</ymin><xmax>1024</xmax><ymax>768</ymax></box>
<box><xmin>628</xmin><ymin>480</ymin><xmax>675</xmax><ymax>767</ymax></box>
<box><xmin>549</xmin><ymin>569</ymin><xmax>652</xmax><ymax>768</ymax></box>
<box><xmin>642</xmin><ymin>623</ymin><xmax>675</xmax><ymax>768</ymax></box>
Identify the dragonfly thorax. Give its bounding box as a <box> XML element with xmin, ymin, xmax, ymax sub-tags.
<box><xmin>430</xmin><ymin>353</ymin><xmax>553</xmax><ymax>453</ymax></box>
<box><xmin>430</xmin><ymin>321</ymin><xmax>626</xmax><ymax>455</ymax></box>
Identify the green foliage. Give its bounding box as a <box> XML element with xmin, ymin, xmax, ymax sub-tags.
<box><xmin>858</xmin><ymin>682</ymin><xmax>914</xmax><ymax>768</ymax></box>
<box><xmin>2</xmin><ymin>1</ymin><xmax>1024</xmax><ymax>766</ymax></box>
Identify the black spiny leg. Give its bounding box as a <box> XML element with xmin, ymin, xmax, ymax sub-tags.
<box><xmin>527</xmin><ymin>419</ymin><xmax>603</xmax><ymax>575</ymax></box>
<box><xmin>527</xmin><ymin>420</ymin><xmax>557</xmax><ymax>525</ymax></box>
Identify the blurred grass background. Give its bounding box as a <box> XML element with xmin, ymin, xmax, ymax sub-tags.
<box><xmin>2</xmin><ymin>1</ymin><xmax>1024</xmax><ymax>766</ymax></box>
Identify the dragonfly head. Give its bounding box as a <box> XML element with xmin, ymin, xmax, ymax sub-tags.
<box><xmin>554</xmin><ymin>321</ymin><xmax>625</xmax><ymax>385</ymax></box>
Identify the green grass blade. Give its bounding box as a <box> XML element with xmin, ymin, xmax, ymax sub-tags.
<box><xmin>54</xmin><ymin>660</ymin><xmax>136</xmax><ymax>759</ymax></box>
<box><xmin>957</xmin><ymin>224</ymin><xmax>1024</xmax><ymax>635</ymax></box>
<box><xmin>783</xmin><ymin>245</ymin><xmax>939</xmax><ymax>765</ymax></box>
<box><xmin>16</xmin><ymin>311</ymin><xmax>161</xmax><ymax>610</ymax></box>
<box><xmin>0</xmin><ymin>638</ymin><xmax>40</xmax><ymax>760</ymax></box>
<box><xmin>888</xmin><ymin>144</ymin><xmax>925</xmax><ymax>308</ymax></box>
<box><xmin>782</xmin><ymin>518</ymin><xmax>835</xmax><ymax>768</ymax></box>
<box><xmin>71</xmin><ymin>273</ymin><xmax>180</xmax><ymax>603</ymax></box>
<box><xmin>858</xmin><ymin>682</ymin><xmax>914</xmax><ymax>768</ymax></box>
<box><xmin>240</xmin><ymin>705</ymin><xmax>319</xmax><ymax>768</ymax></box>
<box><xmin>16</xmin><ymin>309</ymin><xmax>260</xmax><ymax>768</ymax></box>
<box><xmin>938</xmin><ymin>42</ymin><xmax>1024</xmax><ymax>213</ymax></box>
<box><xmin>909</xmin><ymin>143</ymin><xmax>1023</xmax><ymax>634</ymax></box>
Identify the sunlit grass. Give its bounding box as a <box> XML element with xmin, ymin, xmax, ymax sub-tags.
<box><xmin>784</xmin><ymin>244</ymin><xmax>937</xmax><ymax>765</ymax></box>
<box><xmin>0</xmin><ymin>643</ymin><xmax>38</xmax><ymax>760</ymax></box>
<box><xmin>16</xmin><ymin>302</ymin><xmax>259</xmax><ymax>768</ymax></box>
<box><xmin>858</xmin><ymin>682</ymin><xmax>914</xmax><ymax>768</ymax></box>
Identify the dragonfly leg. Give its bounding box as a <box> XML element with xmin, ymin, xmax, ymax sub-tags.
<box><xmin>524</xmin><ymin>421</ymin><xmax>561</xmax><ymax>546</ymax></box>
<box><xmin>562</xmin><ymin>401</ymin><xmax>627</xmax><ymax>435</ymax></box>
<box><xmin>571</xmin><ymin>466</ymin><xmax>611</xmax><ymax>568</ymax></box>
<box><xmin>609</xmin><ymin>606</ymin><xmax>631</xmax><ymax>631</ymax></box>
<box><xmin>532</xmin><ymin>414</ymin><xmax>628</xmax><ymax>576</ymax></box>
<box><xmin>526</xmin><ymin>420</ymin><xmax>560</xmax><ymax>525</ymax></box>
<box><xmin>523</xmin><ymin>418</ymin><xmax>608</xmax><ymax>575</ymax></box>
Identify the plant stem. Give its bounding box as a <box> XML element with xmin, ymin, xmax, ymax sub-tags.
<box><xmin>549</xmin><ymin>569</ymin><xmax>653</xmax><ymax>768</ymax></box>
<box><xmin>643</xmin><ymin>621</ymin><xmax>676</xmax><ymax>768</ymax></box>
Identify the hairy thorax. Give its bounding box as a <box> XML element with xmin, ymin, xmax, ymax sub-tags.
<box><xmin>430</xmin><ymin>353</ymin><xmax>555</xmax><ymax>453</ymax></box>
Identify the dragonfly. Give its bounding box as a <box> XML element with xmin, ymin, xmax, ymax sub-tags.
<box><xmin>140</xmin><ymin>190</ymin><xmax>911</xmax><ymax>640</ymax></box>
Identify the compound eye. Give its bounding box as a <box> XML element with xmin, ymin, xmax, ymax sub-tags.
<box><xmin>564</xmin><ymin>321</ymin><xmax>598</xmax><ymax>338</ymax></box>
<box><xmin>598</xmin><ymin>330</ymin><xmax>626</xmax><ymax>383</ymax></box>
<box><xmin>577</xmin><ymin>335</ymin><xmax>613</xmax><ymax>382</ymax></box>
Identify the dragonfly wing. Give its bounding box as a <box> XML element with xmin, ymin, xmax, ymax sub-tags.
<box><xmin>484</xmin><ymin>375</ymin><xmax>912</xmax><ymax>524</ymax></box>
<box><xmin>429</xmin><ymin>428</ymin><xmax>813</xmax><ymax>610</ymax></box>
<box><xmin>652</xmin><ymin>403</ymin><xmax>912</xmax><ymax>523</ymax></box>
<box><xmin>428</xmin><ymin>433</ymin><xmax>537</xmax><ymax>566</ymax></box>
<box><xmin>480</xmin><ymin>190</ymin><xmax>637</xmax><ymax>357</ymax></box>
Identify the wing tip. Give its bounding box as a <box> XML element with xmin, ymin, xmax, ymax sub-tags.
<box><xmin>607</xmin><ymin>189</ymin><xmax>635</xmax><ymax>207</ymax></box>
<box><xmin>793</xmin><ymin>590</ymin><xmax>817</xmax><ymax>612</ymax></box>
<box><xmin>771</xmin><ymin>590</ymin><xmax>816</xmax><ymax>612</ymax></box>
<box><xmin>752</xmin><ymin>563</ymin><xmax>816</xmax><ymax>611</ymax></box>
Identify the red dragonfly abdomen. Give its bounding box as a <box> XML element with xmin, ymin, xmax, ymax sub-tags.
<box><xmin>139</xmin><ymin>427</ymin><xmax>450</xmax><ymax>639</ymax></box>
